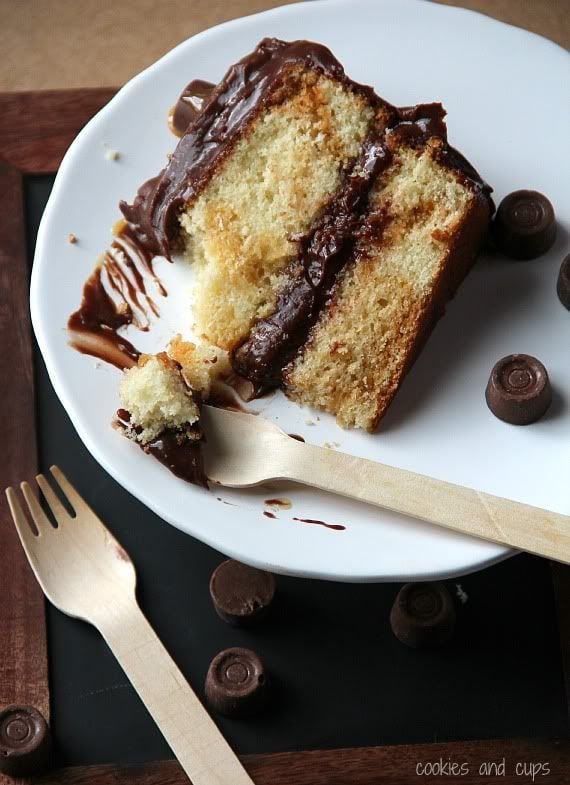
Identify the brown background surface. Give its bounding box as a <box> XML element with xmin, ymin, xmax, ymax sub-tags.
<box><xmin>0</xmin><ymin>0</ymin><xmax>567</xmax><ymax>93</ymax></box>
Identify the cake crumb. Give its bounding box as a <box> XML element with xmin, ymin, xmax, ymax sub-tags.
<box><xmin>323</xmin><ymin>441</ymin><xmax>339</xmax><ymax>449</ymax></box>
<box><xmin>104</xmin><ymin>148</ymin><xmax>120</xmax><ymax>161</ymax></box>
<box><xmin>118</xmin><ymin>353</ymin><xmax>200</xmax><ymax>444</ymax></box>
<box><xmin>455</xmin><ymin>583</ymin><xmax>468</xmax><ymax>604</ymax></box>
<box><xmin>67</xmin><ymin>232</ymin><xmax>78</xmax><ymax>244</ymax></box>
<box><xmin>305</xmin><ymin>418</ymin><xmax>316</xmax><ymax>426</ymax></box>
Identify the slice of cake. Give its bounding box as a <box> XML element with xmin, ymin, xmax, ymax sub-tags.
<box><xmin>121</xmin><ymin>38</ymin><xmax>396</xmax><ymax>352</ymax></box>
<box><xmin>280</xmin><ymin>109</ymin><xmax>492</xmax><ymax>429</ymax></box>
<box><xmin>231</xmin><ymin>102</ymin><xmax>492</xmax><ymax>429</ymax></box>
<box><xmin>107</xmin><ymin>38</ymin><xmax>493</xmax><ymax>481</ymax></box>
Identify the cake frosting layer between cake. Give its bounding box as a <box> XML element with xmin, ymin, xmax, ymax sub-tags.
<box><xmin>231</xmin><ymin>129</ymin><xmax>393</xmax><ymax>389</ymax></box>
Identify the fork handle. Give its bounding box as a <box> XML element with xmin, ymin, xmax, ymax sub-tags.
<box><xmin>284</xmin><ymin>441</ymin><xmax>570</xmax><ymax>564</ymax></box>
<box><xmin>97</xmin><ymin>596</ymin><xmax>254</xmax><ymax>785</ymax></box>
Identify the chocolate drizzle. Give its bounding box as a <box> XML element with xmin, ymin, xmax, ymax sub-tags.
<box><xmin>169</xmin><ymin>79</ymin><xmax>215</xmax><ymax>137</ymax></box>
<box><xmin>293</xmin><ymin>517</ymin><xmax>346</xmax><ymax>531</ymax></box>
<box><xmin>67</xmin><ymin>224</ymin><xmax>166</xmax><ymax>369</ymax></box>
<box><xmin>120</xmin><ymin>38</ymin><xmax>379</xmax><ymax>259</ymax></box>
<box><xmin>264</xmin><ymin>498</ymin><xmax>292</xmax><ymax>509</ymax></box>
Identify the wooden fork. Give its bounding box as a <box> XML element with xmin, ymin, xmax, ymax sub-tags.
<box><xmin>202</xmin><ymin>406</ymin><xmax>570</xmax><ymax>565</ymax></box>
<box><xmin>5</xmin><ymin>466</ymin><xmax>255</xmax><ymax>785</ymax></box>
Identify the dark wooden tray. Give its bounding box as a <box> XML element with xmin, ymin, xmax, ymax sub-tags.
<box><xmin>1</xmin><ymin>89</ymin><xmax>569</xmax><ymax>784</ymax></box>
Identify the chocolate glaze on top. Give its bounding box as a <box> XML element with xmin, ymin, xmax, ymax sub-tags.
<box><xmin>394</xmin><ymin>104</ymin><xmax>492</xmax><ymax>199</ymax></box>
<box><xmin>169</xmin><ymin>79</ymin><xmax>215</xmax><ymax>137</ymax></box>
<box><xmin>119</xmin><ymin>38</ymin><xmax>381</xmax><ymax>259</ymax></box>
<box><xmin>394</xmin><ymin>103</ymin><xmax>448</xmax><ymax>140</ymax></box>
<box><xmin>122</xmin><ymin>53</ymin><xmax>491</xmax><ymax>260</ymax></box>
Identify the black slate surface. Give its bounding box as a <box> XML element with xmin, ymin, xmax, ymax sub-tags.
<box><xmin>25</xmin><ymin>175</ymin><xmax>568</xmax><ymax>767</ymax></box>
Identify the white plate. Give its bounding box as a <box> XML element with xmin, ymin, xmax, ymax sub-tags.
<box><xmin>31</xmin><ymin>0</ymin><xmax>569</xmax><ymax>582</ymax></box>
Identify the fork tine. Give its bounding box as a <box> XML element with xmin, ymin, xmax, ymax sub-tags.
<box><xmin>36</xmin><ymin>473</ymin><xmax>71</xmax><ymax>527</ymax></box>
<box><xmin>21</xmin><ymin>481</ymin><xmax>54</xmax><ymax>535</ymax></box>
<box><xmin>5</xmin><ymin>487</ymin><xmax>39</xmax><ymax>544</ymax></box>
<box><xmin>49</xmin><ymin>466</ymin><xmax>88</xmax><ymax>516</ymax></box>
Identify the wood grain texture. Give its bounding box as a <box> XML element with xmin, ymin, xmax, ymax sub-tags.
<box><xmin>0</xmin><ymin>162</ymin><xmax>49</xmax><ymax>719</ymax></box>
<box><xmin>434</xmin><ymin>0</ymin><xmax>569</xmax><ymax>49</ymax></box>
<box><xmin>0</xmin><ymin>0</ymin><xmax>564</xmax><ymax>93</ymax></box>
<box><xmin>0</xmin><ymin>89</ymin><xmax>116</xmax><ymax>173</ymax></box>
<box><xmin>14</xmin><ymin>738</ymin><xmax>570</xmax><ymax>785</ymax></box>
<box><xmin>203</xmin><ymin>407</ymin><xmax>570</xmax><ymax>564</ymax></box>
<box><xmin>6</xmin><ymin>467</ymin><xmax>253</xmax><ymax>785</ymax></box>
<box><xmin>552</xmin><ymin>563</ymin><xmax>570</xmax><ymax>720</ymax></box>
<box><xmin>0</xmin><ymin>0</ymin><xmax>303</xmax><ymax>92</ymax></box>
<box><xmin>99</xmin><ymin>596</ymin><xmax>254</xmax><ymax>785</ymax></box>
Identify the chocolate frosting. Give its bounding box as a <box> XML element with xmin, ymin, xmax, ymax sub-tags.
<box><xmin>115</xmin><ymin>409</ymin><xmax>207</xmax><ymax>487</ymax></box>
<box><xmin>145</xmin><ymin>429</ymin><xmax>207</xmax><ymax>487</ymax></box>
<box><xmin>394</xmin><ymin>104</ymin><xmax>492</xmax><ymax>196</ymax></box>
<box><xmin>67</xmin><ymin>256</ymin><xmax>140</xmax><ymax>369</ymax></box>
<box><xmin>119</xmin><ymin>38</ymin><xmax>380</xmax><ymax>258</ymax></box>
<box><xmin>66</xmin><ymin>38</ymin><xmax>495</xmax><ymax>488</ymax></box>
<box><xmin>169</xmin><ymin>79</ymin><xmax>215</xmax><ymax>137</ymax></box>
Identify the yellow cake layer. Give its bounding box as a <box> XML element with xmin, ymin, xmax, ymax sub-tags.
<box><xmin>168</xmin><ymin>335</ymin><xmax>231</xmax><ymax>397</ymax></box>
<box><xmin>284</xmin><ymin>138</ymin><xmax>490</xmax><ymax>430</ymax></box>
<box><xmin>178</xmin><ymin>66</ymin><xmax>377</xmax><ymax>351</ymax></box>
